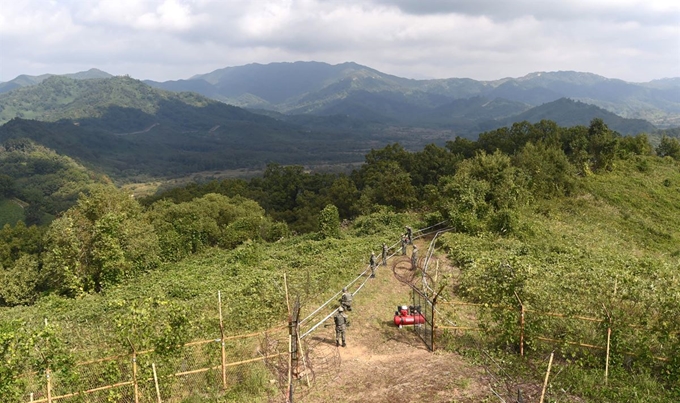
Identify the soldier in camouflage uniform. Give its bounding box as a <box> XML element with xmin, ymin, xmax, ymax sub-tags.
<box><xmin>334</xmin><ymin>307</ymin><xmax>349</xmax><ymax>347</ymax></box>
<box><xmin>405</xmin><ymin>226</ymin><xmax>413</xmax><ymax>244</ymax></box>
<box><xmin>369</xmin><ymin>251</ymin><xmax>377</xmax><ymax>278</ymax></box>
<box><xmin>411</xmin><ymin>245</ymin><xmax>418</xmax><ymax>270</ymax></box>
<box><xmin>382</xmin><ymin>243</ymin><xmax>388</xmax><ymax>266</ymax></box>
<box><xmin>401</xmin><ymin>235</ymin><xmax>407</xmax><ymax>255</ymax></box>
<box><xmin>340</xmin><ymin>287</ymin><xmax>353</xmax><ymax>311</ymax></box>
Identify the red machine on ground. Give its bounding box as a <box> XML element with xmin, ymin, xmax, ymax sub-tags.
<box><xmin>393</xmin><ymin>305</ymin><xmax>425</xmax><ymax>327</ymax></box>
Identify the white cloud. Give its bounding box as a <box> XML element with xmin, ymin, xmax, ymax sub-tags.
<box><xmin>0</xmin><ymin>0</ymin><xmax>678</xmax><ymax>83</ymax></box>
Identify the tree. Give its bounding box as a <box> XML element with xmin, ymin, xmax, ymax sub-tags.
<box><xmin>619</xmin><ymin>133</ymin><xmax>652</xmax><ymax>157</ymax></box>
<box><xmin>0</xmin><ymin>175</ymin><xmax>14</xmax><ymax>198</ymax></box>
<box><xmin>360</xmin><ymin>160</ymin><xmax>417</xmax><ymax>210</ymax></box>
<box><xmin>656</xmin><ymin>136</ymin><xmax>680</xmax><ymax>160</ymax></box>
<box><xmin>437</xmin><ymin>150</ymin><xmax>526</xmax><ymax>235</ymax></box>
<box><xmin>43</xmin><ymin>185</ymin><xmax>159</xmax><ymax>295</ymax></box>
<box><xmin>327</xmin><ymin>175</ymin><xmax>359</xmax><ymax>219</ymax></box>
<box><xmin>0</xmin><ymin>255</ymin><xmax>40</xmax><ymax>306</ymax></box>
<box><xmin>318</xmin><ymin>204</ymin><xmax>341</xmax><ymax>239</ymax></box>
<box><xmin>587</xmin><ymin>118</ymin><xmax>619</xmax><ymax>171</ymax></box>
<box><xmin>148</xmin><ymin>193</ymin><xmax>280</xmax><ymax>261</ymax></box>
<box><xmin>515</xmin><ymin>142</ymin><xmax>576</xmax><ymax>198</ymax></box>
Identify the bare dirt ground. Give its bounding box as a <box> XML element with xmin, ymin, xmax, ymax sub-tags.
<box><xmin>297</xmin><ymin>240</ymin><xmax>496</xmax><ymax>403</ymax></box>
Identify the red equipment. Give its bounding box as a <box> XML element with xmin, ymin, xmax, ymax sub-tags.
<box><xmin>393</xmin><ymin>305</ymin><xmax>425</xmax><ymax>327</ymax></box>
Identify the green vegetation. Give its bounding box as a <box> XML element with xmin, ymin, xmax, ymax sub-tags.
<box><xmin>0</xmin><ymin>117</ymin><xmax>678</xmax><ymax>401</ymax></box>
<box><xmin>438</xmin><ymin>160</ymin><xmax>680</xmax><ymax>401</ymax></box>
<box><xmin>0</xmin><ymin>199</ymin><xmax>24</xmax><ymax>227</ymax></box>
<box><xmin>0</xmin><ymin>137</ymin><xmax>106</xmax><ymax>225</ymax></box>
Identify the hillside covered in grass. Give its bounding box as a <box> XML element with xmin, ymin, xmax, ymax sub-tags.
<box><xmin>1</xmin><ymin>118</ymin><xmax>679</xmax><ymax>401</ymax></box>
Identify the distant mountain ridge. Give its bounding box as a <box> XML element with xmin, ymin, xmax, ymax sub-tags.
<box><xmin>0</xmin><ymin>68</ymin><xmax>112</xmax><ymax>94</ymax></box>
<box><xmin>142</xmin><ymin>62</ymin><xmax>680</xmax><ymax>128</ymax></box>
<box><xmin>0</xmin><ymin>70</ymin><xmax>673</xmax><ymax>182</ymax></box>
<box><xmin>3</xmin><ymin>62</ymin><xmax>678</xmax><ymax>129</ymax></box>
<box><xmin>0</xmin><ymin>76</ymin><xmax>370</xmax><ymax>180</ymax></box>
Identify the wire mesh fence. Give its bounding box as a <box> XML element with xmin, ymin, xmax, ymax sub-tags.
<box><xmin>21</xmin><ymin>326</ymin><xmax>289</xmax><ymax>403</ymax></box>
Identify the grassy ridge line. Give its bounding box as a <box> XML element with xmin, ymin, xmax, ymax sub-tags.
<box><xmin>438</xmin><ymin>156</ymin><xmax>680</xmax><ymax>402</ymax></box>
<box><xmin>0</xmin><ymin>216</ymin><xmax>406</xmax><ymax>361</ymax></box>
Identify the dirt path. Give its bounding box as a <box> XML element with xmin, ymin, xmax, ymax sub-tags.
<box><xmin>299</xmin><ymin>240</ymin><xmax>494</xmax><ymax>403</ymax></box>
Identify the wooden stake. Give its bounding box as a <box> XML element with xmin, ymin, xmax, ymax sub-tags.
<box><xmin>286</xmin><ymin>332</ymin><xmax>293</xmax><ymax>403</ymax></box>
<box><xmin>284</xmin><ymin>273</ymin><xmax>291</xmax><ymax>316</ymax></box>
<box><xmin>520</xmin><ymin>304</ymin><xmax>525</xmax><ymax>357</ymax></box>
<box><xmin>132</xmin><ymin>352</ymin><xmax>139</xmax><ymax>403</ymax></box>
<box><xmin>46</xmin><ymin>368</ymin><xmax>52</xmax><ymax>403</ymax></box>
<box><xmin>514</xmin><ymin>291</ymin><xmax>524</xmax><ymax>357</ymax></box>
<box><xmin>218</xmin><ymin>291</ymin><xmax>227</xmax><ymax>389</ymax></box>
<box><xmin>539</xmin><ymin>352</ymin><xmax>554</xmax><ymax>403</ymax></box>
<box><xmin>605</xmin><ymin>326</ymin><xmax>612</xmax><ymax>384</ymax></box>
<box><xmin>128</xmin><ymin>338</ymin><xmax>139</xmax><ymax>403</ymax></box>
<box><xmin>603</xmin><ymin>302</ymin><xmax>612</xmax><ymax>385</ymax></box>
<box><xmin>297</xmin><ymin>330</ymin><xmax>311</xmax><ymax>387</ymax></box>
<box><xmin>152</xmin><ymin>363</ymin><xmax>162</xmax><ymax>403</ymax></box>
<box><xmin>30</xmin><ymin>393</ymin><xmax>34</xmax><ymax>403</ymax></box>
<box><xmin>284</xmin><ymin>273</ymin><xmax>293</xmax><ymax>402</ymax></box>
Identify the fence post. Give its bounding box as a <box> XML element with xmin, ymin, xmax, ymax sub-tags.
<box><xmin>603</xmin><ymin>303</ymin><xmax>612</xmax><ymax>385</ymax></box>
<box><xmin>46</xmin><ymin>368</ymin><xmax>52</xmax><ymax>403</ymax></box>
<box><xmin>128</xmin><ymin>338</ymin><xmax>139</xmax><ymax>403</ymax></box>
<box><xmin>284</xmin><ymin>274</ymin><xmax>293</xmax><ymax>403</ymax></box>
<box><xmin>431</xmin><ymin>298</ymin><xmax>437</xmax><ymax>352</ymax></box>
<box><xmin>539</xmin><ymin>352</ymin><xmax>554</xmax><ymax>403</ymax></box>
<box><xmin>152</xmin><ymin>363</ymin><xmax>162</xmax><ymax>403</ymax></box>
<box><xmin>218</xmin><ymin>291</ymin><xmax>227</xmax><ymax>390</ymax></box>
<box><xmin>515</xmin><ymin>292</ymin><xmax>524</xmax><ymax>357</ymax></box>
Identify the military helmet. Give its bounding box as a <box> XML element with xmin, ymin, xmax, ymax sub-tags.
<box><xmin>338</xmin><ymin>306</ymin><xmax>344</xmax><ymax>312</ymax></box>
<box><xmin>342</xmin><ymin>287</ymin><xmax>347</xmax><ymax>292</ymax></box>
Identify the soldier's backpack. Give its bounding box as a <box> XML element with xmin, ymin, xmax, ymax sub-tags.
<box><xmin>334</xmin><ymin>314</ymin><xmax>345</xmax><ymax>326</ymax></box>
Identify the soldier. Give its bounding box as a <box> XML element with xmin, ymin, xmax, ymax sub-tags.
<box><xmin>401</xmin><ymin>235</ymin><xmax>407</xmax><ymax>255</ymax></box>
<box><xmin>369</xmin><ymin>251</ymin><xmax>377</xmax><ymax>278</ymax></box>
<box><xmin>405</xmin><ymin>226</ymin><xmax>413</xmax><ymax>244</ymax></box>
<box><xmin>334</xmin><ymin>306</ymin><xmax>349</xmax><ymax>347</ymax></box>
<box><xmin>411</xmin><ymin>245</ymin><xmax>418</xmax><ymax>270</ymax></box>
<box><xmin>340</xmin><ymin>287</ymin><xmax>353</xmax><ymax>311</ymax></box>
<box><xmin>382</xmin><ymin>243</ymin><xmax>388</xmax><ymax>266</ymax></box>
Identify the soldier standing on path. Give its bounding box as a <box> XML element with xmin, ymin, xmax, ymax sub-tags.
<box><xmin>369</xmin><ymin>251</ymin><xmax>377</xmax><ymax>278</ymax></box>
<box><xmin>405</xmin><ymin>226</ymin><xmax>413</xmax><ymax>244</ymax></box>
<box><xmin>340</xmin><ymin>287</ymin><xmax>353</xmax><ymax>311</ymax></box>
<box><xmin>401</xmin><ymin>235</ymin><xmax>407</xmax><ymax>255</ymax></box>
<box><xmin>334</xmin><ymin>307</ymin><xmax>349</xmax><ymax>347</ymax></box>
<box><xmin>411</xmin><ymin>245</ymin><xmax>418</xmax><ymax>270</ymax></box>
<box><xmin>382</xmin><ymin>243</ymin><xmax>388</xmax><ymax>266</ymax></box>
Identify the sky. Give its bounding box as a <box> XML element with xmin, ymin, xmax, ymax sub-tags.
<box><xmin>1</xmin><ymin>0</ymin><xmax>679</xmax><ymax>83</ymax></box>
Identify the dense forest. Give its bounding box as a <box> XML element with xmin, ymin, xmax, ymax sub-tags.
<box><xmin>1</xmin><ymin>118</ymin><xmax>679</xmax><ymax>402</ymax></box>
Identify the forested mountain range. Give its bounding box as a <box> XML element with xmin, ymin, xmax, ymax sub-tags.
<box><xmin>0</xmin><ymin>64</ymin><xmax>677</xmax><ymax>186</ymax></box>
<box><xmin>3</xmin><ymin>62</ymin><xmax>679</xmax><ymax>131</ymax></box>
<box><xmin>0</xmin><ymin>76</ymin><xmax>370</xmax><ymax>180</ymax></box>
<box><xmin>143</xmin><ymin>61</ymin><xmax>680</xmax><ymax>127</ymax></box>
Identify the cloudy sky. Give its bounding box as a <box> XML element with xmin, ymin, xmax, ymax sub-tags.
<box><xmin>1</xmin><ymin>0</ymin><xmax>678</xmax><ymax>83</ymax></box>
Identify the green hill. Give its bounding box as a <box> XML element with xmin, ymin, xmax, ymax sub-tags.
<box><xmin>0</xmin><ymin>137</ymin><xmax>107</xmax><ymax>225</ymax></box>
<box><xmin>0</xmin><ymin>76</ymin><xmax>370</xmax><ymax>180</ymax></box>
<box><xmin>0</xmin><ymin>117</ymin><xmax>679</xmax><ymax>401</ymax></box>
<box><xmin>0</xmin><ymin>68</ymin><xmax>112</xmax><ymax>94</ymax></box>
<box><xmin>490</xmin><ymin>98</ymin><xmax>658</xmax><ymax>135</ymax></box>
